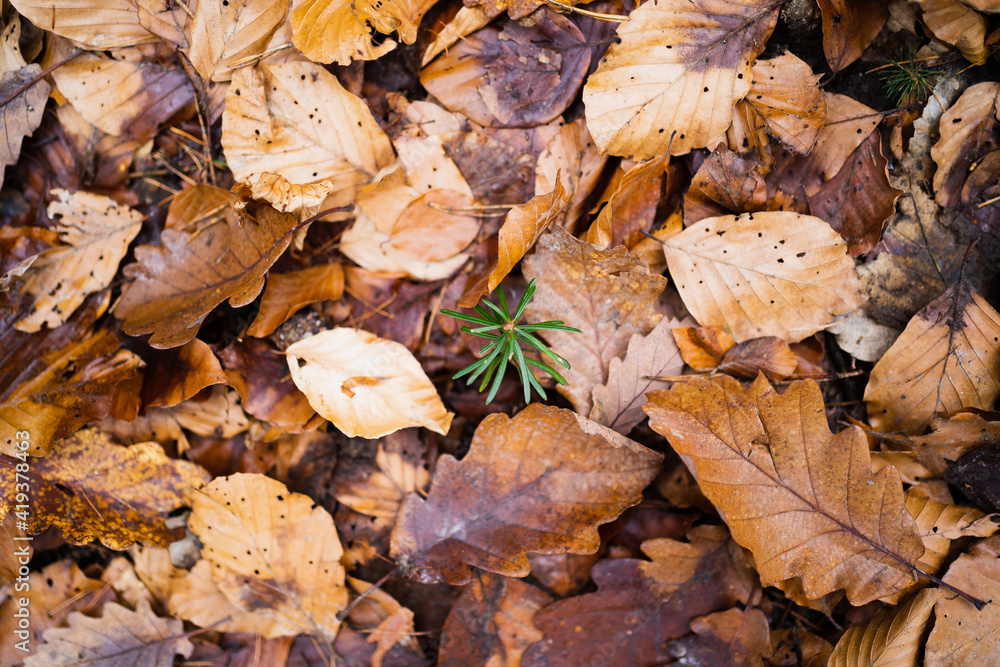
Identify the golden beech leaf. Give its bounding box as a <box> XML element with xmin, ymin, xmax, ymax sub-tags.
<box><xmin>913</xmin><ymin>0</ymin><xmax>987</xmax><ymax>65</ymax></box>
<box><xmin>584</xmin><ymin>155</ymin><xmax>669</xmax><ymax>250</ymax></box>
<box><xmin>285</xmin><ymin>328</ymin><xmax>454</xmax><ymax>438</ymax></box>
<box><xmin>389</xmin><ymin>403</ymin><xmax>661</xmax><ymax>584</ymax></box>
<box><xmin>333</xmin><ymin>431</ymin><xmax>430</xmax><ymax>518</ymax></box>
<box><xmin>672</xmin><ymin>326</ymin><xmax>737</xmax><ymax>370</ymax></box>
<box><xmin>234</xmin><ymin>172</ymin><xmax>337</xmax><ymax>215</ymax></box>
<box><xmin>165</xmin><ymin>183</ymin><xmax>236</xmax><ymax>232</ymax></box>
<box><xmin>168</xmin><ymin>559</ymin><xmax>285</xmax><ymax>636</ymax></box>
<box><xmin>115</xmin><ymin>200</ymin><xmax>300</xmax><ymax>349</ymax></box>
<box><xmin>582</xmin><ymin>0</ymin><xmax>781</xmax><ymax>158</ymax></box>
<box><xmin>10</xmin><ymin>0</ymin><xmax>155</xmax><ymax>49</ymax></box>
<box><xmin>828</xmin><ymin>588</ymin><xmax>940</xmax><ymax>667</ymax></box>
<box><xmin>0</xmin><ymin>65</ymin><xmax>49</xmax><ymax>189</ymax></box>
<box><xmin>246</xmin><ymin>264</ymin><xmax>344</xmax><ymax>337</ymax></box>
<box><xmin>522</xmin><ymin>228</ymin><xmax>667</xmax><ymax>414</ymax></box>
<box><xmin>189</xmin><ymin>0</ymin><xmax>289</xmax><ymax>83</ymax></box>
<box><xmin>931</xmin><ymin>82</ymin><xmax>1000</xmax><ymax>208</ymax></box>
<box><xmin>0</xmin><ymin>429</ymin><xmax>208</xmax><ymax>548</ymax></box>
<box><xmin>24</xmin><ymin>600</ymin><xmax>193</xmax><ymax>667</ymax></box>
<box><xmin>221</xmin><ymin>62</ymin><xmax>394</xmax><ymax>206</ymax></box>
<box><xmin>926</xmin><ymin>536</ymin><xmax>1000</xmax><ymax>664</ymax></box>
<box><xmin>662</xmin><ymin>212</ymin><xmax>866</xmax><ymax>343</ymax></box>
<box><xmin>187</xmin><ymin>473</ymin><xmax>349</xmax><ymax>640</ymax></box>
<box><xmin>817</xmin><ymin>0</ymin><xmax>888</xmax><ymax>72</ymax></box>
<box><xmin>14</xmin><ymin>189</ymin><xmax>142</xmax><ymax>333</ymax></box>
<box><xmin>291</xmin><ymin>0</ymin><xmax>434</xmax><ymax>65</ymax></box>
<box><xmin>644</xmin><ymin>375</ymin><xmax>925</xmax><ymax>605</ymax></box>
<box><xmin>389</xmin><ymin>190</ymin><xmax>480</xmax><ymax>262</ymax></box>
<box><xmin>0</xmin><ymin>19</ymin><xmax>27</xmax><ymax>73</ymax></box>
<box><xmin>535</xmin><ymin>117</ymin><xmax>607</xmax><ymax>229</ymax></box>
<box><xmin>864</xmin><ymin>278</ymin><xmax>1000</xmax><ymax>434</ymax></box>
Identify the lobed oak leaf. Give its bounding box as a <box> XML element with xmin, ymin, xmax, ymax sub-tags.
<box><xmin>522</xmin><ymin>526</ymin><xmax>757</xmax><ymax>667</ymax></box>
<box><xmin>285</xmin><ymin>328</ymin><xmax>453</xmax><ymax>438</ymax></box>
<box><xmin>931</xmin><ymin>82</ymin><xmax>1000</xmax><ymax>208</ymax></box>
<box><xmin>816</xmin><ymin>0</ymin><xmax>888</xmax><ymax>72</ymax></box>
<box><xmin>140</xmin><ymin>338</ymin><xmax>228</xmax><ymax>409</ymax></box>
<box><xmin>389</xmin><ymin>403</ymin><xmax>661</xmax><ymax>584</ymax></box>
<box><xmin>188</xmin><ymin>0</ymin><xmax>289</xmax><ymax>83</ymax></box>
<box><xmin>662</xmin><ymin>212</ymin><xmax>866</xmax><ymax>343</ymax></box>
<box><xmin>0</xmin><ymin>428</ymin><xmax>208</xmax><ymax>548</ymax></box>
<box><xmin>0</xmin><ymin>65</ymin><xmax>49</xmax><ymax>189</ymax></box>
<box><xmin>644</xmin><ymin>375</ymin><xmax>926</xmax><ymax>605</ymax></box>
<box><xmin>522</xmin><ymin>228</ymin><xmax>667</xmax><ymax>414</ymax></box>
<box><xmin>584</xmin><ymin>155</ymin><xmax>669</xmax><ymax>250</ymax></box>
<box><xmin>864</xmin><ymin>278</ymin><xmax>1000</xmax><ymax>434</ymax></box>
<box><xmin>188</xmin><ymin>473</ymin><xmax>349</xmax><ymax>640</ymax></box>
<box><xmin>672</xmin><ymin>608</ymin><xmax>773</xmax><ymax>666</ymax></box>
<box><xmin>10</xmin><ymin>0</ymin><xmax>155</xmax><ymax>49</ymax></box>
<box><xmin>438</xmin><ymin>573</ymin><xmax>552</xmax><ymax>667</ymax></box>
<box><xmin>905</xmin><ymin>486</ymin><xmax>999</xmax><ymax>578</ymax></box>
<box><xmin>828</xmin><ymin>588</ymin><xmax>939</xmax><ymax>667</ymax></box>
<box><xmin>582</xmin><ymin>0</ymin><xmax>781</xmax><ymax>158</ymax></box>
<box><xmin>12</xmin><ymin>189</ymin><xmax>142</xmax><ymax>332</ymax></box>
<box><xmin>115</xmin><ymin>200</ymin><xmax>300</xmax><ymax>348</ymax></box>
<box><xmin>913</xmin><ymin>0</ymin><xmax>987</xmax><ymax>65</ymax></box>
<box><xmin>246</xmin><ymin>263</ymin><xmax>344</xmax><ymax>337</ymax></box>
<box><xmin>684</xmin><ymin>145</ymin><xmax>766</xmax><ymax>224</ymax></box>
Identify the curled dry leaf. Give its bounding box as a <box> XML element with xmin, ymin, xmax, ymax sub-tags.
<box><xmin>534</xmin><ymin>116</ymin><xmax>607</xmax><ymax>228</ymax></box>
<box><xmin>346</xmin><ymin>577</ymin><xmax>420</xmax><ymax>667</ymax></box>
<box><xmin>828</xmin><ymin>588</ymin><xmax>939</xmax><ymax>667</ymax></box>
<box><xmin>285</xmin><ymin>328</ymin><xmax>453</xmax><ymax>438</ymax></box>
<box><xmin>390</xmin><ymin>403</ymin><xmax>661</xmax><ymax>584</ymax></box>
<box><xmin>234</xmin><ymin>172</ymin><xmax>336</xmax><ymax>215</ymax></box>
<box><xmin>817</xmin><ymin>0</ymin><xmax>889</xmax><ymax>72</ymax></box>
<box><xmin>906</xmin><ymin>486</ymin><xmax>999</xmax><ymax>577</ymax></box>
<box><xmin>715</xmin><ymin>336</ymin><xmax>799</xmax><ymax>380</ymax></box>
<box><xmin>421</xmin><ymin>6</ymin><xmax>491</xmax><ymax>66</ymax></box>
<box><xmin>864</xmin><ymin>278</ymin><xmax>1000</xmax><ymax>434</ymax></box>
<box><xmin>644</xmin><ymin>376</ymin><xmax>925</xmax><ymax>605</ymax></box>
<box><xmin>13</xmin><ymin>189</ymin><xmax>142</xmax><ymax>332</ymax></box>
<box><xmin>24</xmin><ymin>600</ymin><xmax>193</xmax><ymax>667</ymax></box>
<box><xmin>583</xmin><ymin>0</ymin><xmax>781</xmax><ymax>158</ymax></box>
<box><xmin>170</xmin><ymin>386</ymin><xmax>249</xmax><ymax>439</ymax></box>
<box><xmin>908</xmin><ymin>412</ymin><xmax>1000</xmax><ymax>476</ymax></box>
<box><xmin>247</xmin><ymin>263</ymin><xmax>345</xmax><ymax>337</ymax></box>
<box><xmin>522</xmin><ymin>228</ymin><xmax>667</xmax><ymax>414</ymax></box>
<box><xmin>931</xmin><ymin>82</ymin><xmax>1000</xmax><ymax>208</ymax></box>
<box><xmin>188</xmin><ymin>473</ymin><xmax>349</xmax><ymax>640</ymax></box>
<box><xmin>684</xmin><ymin>145</ymin><xmax>766</xmax><ymax>224</ymax></box>
<box><xmin>0</xmin><ymin>428</ymin><xmax>208</xmax><ymax>548</ymax></box>
<box><xmin>116</xmin><ymin>200</ymin><xmax>300</xmax><ymax>348</ymax></box>
<box><xmin>913</xmin><ymin>0</ymin><xmax>988</xmax><ymax>64</ymax></box>
<box><xmin>10</xmin><ymin>0</ymin><xmax>155</xmax><ymax>48</ymax></box>
<box><xmin>662</xmin><ymin>212</ymin><xmax>866</xmax><ymax>343</ymax></box>
<box><xmin>188</xmin><ymin>0</ymin><xmax>289</xmax><ymax>83</ymax></box>
<box><xmin>584</xmin><ymin>155</ymin><xmax>669</xmax><ymax>250</ymax></box>
<box><xmin>0</xmin><ymin>65</ymin><xmax>49</xmax><ymax>189</ymax></box>
<box><xmin>672</xmin><ymin>325</ymin><xmax>736</xmax><ymax>371</ymax></box>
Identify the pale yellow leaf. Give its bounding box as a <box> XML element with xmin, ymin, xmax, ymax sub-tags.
<box><xmin>189</xmin><ymin>0</ymin><xmax>289</xmax><ymax>82</ymax></box>
<box><xmin>11</xmin><ymin>0</ymin><xmax>155</xmax><ymax>49</ymax></box>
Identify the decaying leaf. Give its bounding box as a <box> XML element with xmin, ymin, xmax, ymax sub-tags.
<box><xmin>522</xmin><ymin>228</ymin><xmax>667</xmax><ymax>414</ymax></box>
<box><xmin>165</xmin><ymin>183</ymin><xmax>236</xmax><ymax>232</ymax></box>
<box><xmin>684</xmin><ymin>145</ymin><xmax>766</xmax><ymax>224</ymax></box>
<box><xmin>585</xmin><ymin>155</ymin><xmax>669</xmax><ymax>250</ymax></box>
<box><xmin>188</xmin><ymin>473</ymin><xmax>349</xmax><ymax>640</ymax></box>
<box><xmin>828</xmin><ymin>588</ymin><xmax>939</xmax><ymax>667</ymax></box>
<box><xmin>115</xmin><ymin>200</ymin><xmax>300</xmax><ymax>348</ymax></box>
<box><xmin>675</xmin><ymin>607</ymin><xmax>773</xmax><ymax>666</ymax></box>
<box><xmin>189</xmin><ymin>0</ymin><xmax>289</xmax><ymax>82</ymax></box>
<box><xmin>907</xmin><ymin>412</ymin><xmax>1000</xmax><ymax>476</ymax></box>
<box><xmin>715</xmin><ymin>336</ymin><xmax>799</xmax><ymax>380</ymax></box>
<box><xmin>13</xmin><ymin>189</ymin><xmax>142</xmax><ymax>332</ymax></box>
<box><xmin>168</xmin><ymin>558</ymin><xmax>284</xmax><ymax>636</ymax></box>
<box><xmin>931</xmin><ymin>82</ymin><xmax>1000</xmax><ymax>208</ymax></box>
<box><xmin>140</xmin><ymin>338</ymin><xmax>228</xmax><ymax>408</ymax></box>
<box><xmin>346</xmin><ymin>577</ymin><xmax>421</xmax><ymax>667</ymax></box>
<box><xmin>913</xmin><ymin>0</ymin><xmax>987</xmax><ymax>64</ymax></box>
<box><xmin>534</xmin><ymin>117</ymin><xmax>607</xmax><ymax>229</ymax></box>
<box><xmin>390</xmin><ymin>403</ymin><xmax>661</xmax><ymax>584</ymax></box>
<box><xmin>0</xmin><ymin>65</ymin><xmax>49</xmax><ymax>189</ymax></box>
<box><xmin>662</xmin><ymin>212</ymin><xmax>866</xmax><ymax>343</ymax></box>
<box><xmin>247</xmin><ymin>264</ymin><xmax>344</xmax><ymax>337</ymax></box>
<box><xmin>817</xmin><ymin>0</ymin><xmax>888</xmax><ymax>72</ymax></box>
<box><xmin>583</xmin><ymin>0</ymin><xmax>781</xmax><ymax>158</ymax></box>
<box><xmin>864</xmin><ymin>278</ymin><xmax>1000</xmax><ymax>434</ymax></box>
<box><xmin>285</xmin><ymin>328</ymin><xmax>453</xmax><ymax>438</ymax></box>
<box><xmin>0</xmin><ymin>428</ymin><xmax>208</xmax><ymax>548</ymax></box>
<box><xmin>645</xmin><ymin>376</ymin><xmax>925</xmax><ymax>604</ymax></box>
<box><xmin>11</xmin><ymin>0</ymin><xmax>155</xmax><ymax>49</ymax></box>
<box><xmin>234</xmin><ymin>172</ymin><xmax>337</xmax><ymax>215</ymax></box>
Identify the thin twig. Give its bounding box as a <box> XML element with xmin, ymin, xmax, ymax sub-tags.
<box><xmin>335</xmin><ymin>569</ymin><xmax>395</xmax><ymax>622</ymax></box>
<box><xmin>542</xmin><ymin>0</ymin><xmax>628</xmax><ymax>21</ymax></box>
<box><xmin>0</xmin><ymin>49</ymin><xmax>82</xmax><ymax>111</ymax></box>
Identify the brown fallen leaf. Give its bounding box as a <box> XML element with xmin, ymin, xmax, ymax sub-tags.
<box><xmin>583</xmin><ymin>0</ymin><xmax>781</xmax><ymax>158</ymax></box>
<box><xmin>188</xmin><ymin>0</ymin><xmax>288</xmax><ymax>83</ymax></box>
<box><xmin>11</xmin><ymin>0</ymin><xmax>155</xmax><ymax>48</ymax></box>
<box><xmin>644</xmin><ymin>376</ymin><xmax>925</xmax><ymax>604</ymax></box>
<box><xmin>438</xmin><ymin>573</ymin><xmax>552</xmax><ymax>667</ymax></box>
<box><xmin>140</xmin><ymin>338</ymin><xmax>228</xmax><ymax>408</ymax></box>
<box><xmin>715</xmin><ymin>336</ymin><xmax>799</xmax><ymax>381</ymax></box>
<box><xmin>907</xmin><ymin>412</ymin><xmax>1000</xmax><ymax>476</ymax></box>
<box><xmin>522</xmin><ymin>526</ymin><xmax>757</xmax><ymax>667</ymax></box>
<box><xmin>165</xmin><ymin>183</ymin><xmax>237</xmax><ymax>232</ymax></box>
<box><xmin>332</xmin><ymin>430</ymin><xmax>430</xmax><ymax>518</ymax></box>
<box><xmin>168</xmin><ymin>558</ymin><xmax>284</xmax><ymax>636</ymax></box>
<box><xmin>926</xmin><ymin>535</ymin><xmax>1000</xmax><ymax>664</ymax></box>
<box><xmin>914</xmin><ymin>0</ymin><xmax>987</xmax><ymax>64</ymax></box>
<box><xmin>24</xmin><ymin>600</ymin><xmax>193</xmax><ymax>667</ymax></box>
<box><xmin>684</xmin><ymin>145</ymin><xmax>767</xmax><ymax>224</ymax></box>
<box><xmin>0</xmin><ymin>428</ymin><xmax>208</xmax><ymax>548</ymax></box>
<box><xmin>864</xmin><ymin>278</ymin><xmax>1000</xmax><ymax>434</ymax></box>
<box><xmin>673</xmin><ymin>607</ymin><xmax>773</xmax><ymax>666</ymax></box>
<box><xmin>0</xmin><ymin>65</ymin><xmax>49</xmax><ymax>189</ymax></box>
<box><xmin>234</xmin><ymin>172</ymin><xmax>337</xmax><ymax>215</ymax></box>
<box><xmin>931</xmin><ymin>82</ymin><xmax>1000</xmax><ymax>208</ymax></box>
<box><xmin>534</xmin><ymin>117</ymin><xmax>607</xmax><ymax>229</ymax></box>
<box><xmin>584</xmin><ymin>155</ymin><xmax>669</xmax><ymax>250</ymax></box>
<box><xmin>662</xmin><ymin>212</ymin><xmax>866</xmax><ymax>343</ymax></box>
<box><xmin>522</xmin><ymin>228</ymin><xmax>667</xmax><ymax>414</ymax></box>
<box><xmin>390</xmin><ymin>403</ymin><xmax>661</xmax><ymax>584</ymax></box>
<box><xmin>12</xmin><ymin>189</ymin><xmax>142</xmax><ymax>332</ymax></box>
<box><xmin>346</xmin><ymin>576</ymin><xmax>422</xmax><ymax>667</ymax></box>
<box><xmin>906</xmin><ymin>486</ymin><xmax>999</xmax><ymax>577</ymax></box>
<box><xmin>285</xmin><ymin>328</ymin><xmax>453</xmax><ymax>438</ymax></box>
<box><xmin>817</xmin><ymin>0</ymin><xmax>888</xmax><ymax>72</ymax></box>
<box><xmin>188</xmin><ymin>473</ymin><xmax>349</xmax><ymax>640</ymax></box>
<box><xmin>170</xmin><ymin>386</ymin><xmax>249</xmax><ymax>439</ymax></box>
<box><xmin>137</xmin><ymin>0</ymin><xmax>190</xmax><ymax>48</ymax></box>
<box><xmin>247</xmin><ymin>264</ymin><xmax>344</xmax><ymax>337</ymax></box>
<box><xmin>672</xmin><ymin>326</ymin><xmax>737</xmax><ymax>371</ymax></box>
<box><xmin>421</xmin><ymin>6</ymin><xmax>492</xmax><ymax>65</ymax></box>
<box><xmin>828</xmin><ymin>588</ymin><xmax>939</xmax><ymax>667</ymax></box>
<box><xmin>389</xmin><ymin>190</ymin><xmax>480</xmax><ymax>262</ymax></box>
<box><xmin>115</xmin><ymin>200</ymin><xmax>300</xmax><ymax>349</ymax></box>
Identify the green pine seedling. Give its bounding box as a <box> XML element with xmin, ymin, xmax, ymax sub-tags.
<box><xmin>441</xmin><ymin>279</ymin><xmax>581</xmax><ymax>404</ymax></box>
<box><xmin>878</xmin><ymin>53</ymin><xmax>940</xmax><ymax>107</ymax></box>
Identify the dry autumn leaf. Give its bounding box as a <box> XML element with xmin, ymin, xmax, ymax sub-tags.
<box><xmin>906</xmin><ymin>486</ymin><xmax>999</xmax><ymax>577</ymax></box>
<box><xmin>0</xmin><ymin>65</ymin><xmax>49</xmax><ymax>189</ymax></box>
<box><xmin>285</xmin><ymin>327</ymin><xmax>453</xmax><ymax>438</ymax></box>
<box><xmin>864</xmin><ymin>278</ymin><xmax>1000</xmax><ymax>434</ymax></box>
<box><xmin>188</xmin><ymin>0</ymin><xmax>289</xmax><ymax>83</ymax></box>
<box><xmin>828</xmin><ymin>588</ymin><xmax>940</xmax><ymax>667</ymax></box>
<box><xmin>817</xmin><ymin>0</ymin><xmax>888</xmax><ymax>72</ymax></box>
<box><xmin>672</xmin><ymin>325</ymin><xmax>736</xmax><ymax>370</ymax></box>
<box><xmin>188</xmin><ymin>473</ymin><xmax>349</xmax><ymax>640</ymax></box>
<box><xmin>140</xmin><ymin>338</ymin><xmax>228</xmax><ymax>408</ymax></box>
<box><xmin>0</xmin><ymin>428</ymin><xmax>208</xmax><ymax>548</ymax></box>
<box><xmin>390</xmin><ymin>403</ymin><xmax>661</xmax><ymax>584</ymax></box>
<box><xmin>913</xmin><ymin>0</ymin><xmax>988</xmax><ymax>64</ymax></box>
<box><xmin>10</xmin><ymin>0</ymin><xmax>155</xmax><ymax>49</ymax></box>
<box><xmin>931</xmin><ymin>82</ymin><xmax>1000</xmax><ymax>208</ymax></box>
<box><xmin>662</xmin><ymin>211</ymin><xmax>866</xmax><ymax>343</ymax></box>
<box><xmin>584</xmin><ymin>154</ymin><xmax>669</xmax><ymax>249</ymax></box>
<box><xmin>583</xmin><ymin>0</ymin><xmax>781</xmax><ymax>158</ymax></box>
<box><xmin>332</xmin><ymin>430</ymin><xmax>430</xmax><ymax>518</ymax></box>
<box><xmin>676</xmin><ymin>607</ymin><xmax>773</xmax><ymax>666</ymax></box>
<box><xmin>684</xmin><ymin>145</ymin><xmax>766</xmax><ymax>224</ymax></box>
<box><xmin>644</xmin><ymin>375</ymin><xmax>925</xmax><ymax>604</ymax></box>
<box><xmin>246</xmin><ymin>263</ymin><xmax>344</xmax><ymax>337</ymax></box>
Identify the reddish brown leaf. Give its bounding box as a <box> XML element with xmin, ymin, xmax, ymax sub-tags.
<box><xmin>931</xmin><ymin>82</ymin><xmax>1000</xmax><ymax>208</ymax></box>
<box><xmin>246</xmin><ymin>264</ymin><xmax>344</xmax><ymax>338</ymax></box>
<box><xmin>584</xmin><ymin>155</ymin><xmax>670</xmax><ymax>249</ymax></box>
<box><xmin>672</xmin><ymin>326</ymin><xmax>736</xmax><ymax>371</ymax></box>
<box><xmin>671</xmin><ymin>608</ymin><xmax>773</xmax><ymax>666</ymax></box>
<box><xmin>141</xmin><ymin>338</ymin><xmax>228</xmax><ymax>408</ymax></box>
<box><xmin>684</xmin><ymin>145</ymin><xmax>767</xmax><ymax>225</ymax></box>
<box><xmin>816</xmin><ymin>0</ymin><xmax>888</xmax><ymax>72</ymax></box>
<box><xmin>716</xmin><ymin>336</ymin><xmax>799</xmax><ymax>380</ymax></box>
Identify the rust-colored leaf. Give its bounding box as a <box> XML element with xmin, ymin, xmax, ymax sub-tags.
<box><xmin>684</xmin><ymin>145</ymin><xmax>767</xmax><ymax>225</ymax></box>
<box><xmin>817</xmin><ymin>0</ymin><xmax>888</xmax><ymax>72</ymax></box>
<box><xmin>140</xmin><ymin>338</ymin><xmax>228</xmax><ymax>408</ymax></box>
<box><xmin>673</xmin><ymin>608</ymin><xmax>773</xmax><ymax>666</ymax></box>
<box><xmin>584</xmin><ymin>155</ymin><xmax>669</xmax><ymax>250</ymax></box>
<box><xmin>716</xmin><ymin>336</ymin><xmax>799</xmax><ymax>380</ymax></box>
<box><xmin>672</xmin><ymin>326</ymin><xmax>736</xmax><ymax>371</ymax></box>
<box><xmin>247</xmin><ymin>264</ymin><xmax>344</xmax><ymax>338</ymax></box>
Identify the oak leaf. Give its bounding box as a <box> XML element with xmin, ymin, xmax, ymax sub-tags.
<box><xmin>522</xmin><ymin>228</ymin><xmax>667</xmax><ymax>414</ymax></box>
<box><xmin>10</xmin><ymin>0</ymin><xmax>155</xmax><ymax>48</ymax></box>
<box><xmin>247</xmin><ymin>264</ymin><xmax>344</xmax><ymax>337</ymax></box>
<box><xmin>188</xmin><ymin>473</ymin><xmax>349</xmax><ymax>640</ymax></box>
<box><xmin>914</xmin><ymin>0</ymin><xmax>987</xmax><ymax>64</ymax></box>
<box><xmin>389</xmin><ymin>403</ymin><xmax>661</xmax><ymax>584</ymax></box>
<box><xmin>285</xmin><ymin>328</ymin><xmax>453</xmax><ymax>438</ymax></box>
<box><xmin>644</xmin><ymin>375</ymin><xmax>925</xmax><ymax>604</ymax></box>
<box><xmin>0</xmin><ymin>429</ymin><xmax>208</xmax><ymax>548</ymax></box>
<box><xmin>906</xmin><ymin>486</ymin><xmax>999</xmax><ymax>577</ymax></box>
<box><xmin>24</xmin><ymin>600</ymin><xmax>193</xmax><ymax>667</ymax></box>
<box><xmin>115</xmin><ymin>200</ymin><xmax>300</xmax><ymax>348</ymax></box>
<box><xmin>828</xmin><ymin>588</ymin><xmax>939</xmax><ymax>667</ymax></box>
<box><xmin>188</xmin><ymin>0</ymin><xmax>289</xmax><ymax>83</ymax></box>
<box><xmin>0</xmin><ymin>65</ymin><xmax>49</xmax><ymax>189</ymax></box>
<box><xmin>662</xmin><ymin>212</ymin><xmax>866</xmax><ymax>343</ymax></box>
<box><xmin>817</xmin><ymin>0</ymin><xmax>888</xmax><ymax>72</ymax></box>
<box><xmin>931</xmin><ymin>82</ymin><xmax>1000</xmax><ymax>208</ymax></box>
<box><xmin>582</xmin><ymin>0</ymin><xmax>781</xmax><ymax>158</ymax></box>
<box><xmin>864</xmin><ymin>278</ymin><xmax>1000</xmax><ymax>434</ymax></box>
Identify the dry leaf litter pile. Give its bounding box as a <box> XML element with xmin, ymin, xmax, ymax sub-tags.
<box><xmin>2</xmin><ymin>0</ymin><xmax>1000</xmax><ymax>664</ymax></box>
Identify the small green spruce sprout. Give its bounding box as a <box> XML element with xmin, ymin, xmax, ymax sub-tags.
<box><xmin>878</xmin><ymin>53</ymin><xmax>940</xmax><ymax>107</ymax></box>
<box><xmin>440</xmin><ymin>279</ymin><xmax>581</xmax><ymax>404</ymax></box>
